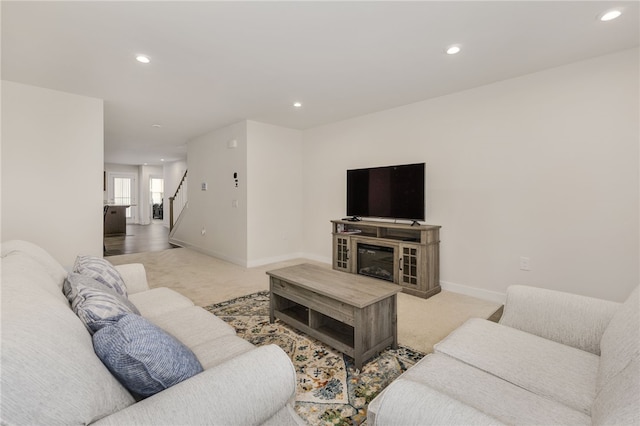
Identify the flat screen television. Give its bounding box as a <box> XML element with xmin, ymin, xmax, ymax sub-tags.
<box><xmin>347</xmin><ymin>163</ymin><xmax>425</xmax><ymax>221</ymax></box>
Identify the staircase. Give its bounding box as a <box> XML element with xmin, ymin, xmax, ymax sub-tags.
<box><xmin>169</xmin><ymin>170</ymin><xmax>188</xmax><ymax>236</ymax></box>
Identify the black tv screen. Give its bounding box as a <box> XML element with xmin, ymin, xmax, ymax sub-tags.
<box><xmin>347</xmin><ymin>163</ymin><xmax>425</xmax><ymax>221</ymax></box>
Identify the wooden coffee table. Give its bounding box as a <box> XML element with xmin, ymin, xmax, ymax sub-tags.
<box><xmin>267</xmin><ymin>263</ymin><xmax>401</xmax><ymax>369</ymax></box>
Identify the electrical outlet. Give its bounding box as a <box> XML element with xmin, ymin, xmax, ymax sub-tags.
<box><xmin>519</xmin><ymin>256</ymin><xmax>531</xmax><ymax>271</ymax></box>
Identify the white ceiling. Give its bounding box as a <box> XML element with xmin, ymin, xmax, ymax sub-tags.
<box><xmin>2</xmin><ymin>1</ymin><xmax>638</xmax><ymax>166</ymax></box>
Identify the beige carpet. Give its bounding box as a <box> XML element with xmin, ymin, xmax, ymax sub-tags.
<box><xmin>108</xmin><ymin>247</ymin><xmax>501</xmax><ymax>354</ymax></box>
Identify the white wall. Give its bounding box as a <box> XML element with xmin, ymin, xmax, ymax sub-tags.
<box><xmin>163</xmin><ymin>159</ymin><xmax>187</xmax><ymax>229</ymax></box>
<box><xmin>174</xmin><ymin>120</ymin><xmax>305</xmax><ymax>267</ymax></box>
<box><xmin>246</xmin><ymin>121</ymin><xmax>304</xmax><ymax>266</ymax></box>
<box><xmin>171</xmin><ymin>121</ymin><xmax>248</xmax><ymax>265</ymax></box>
<box><xmin>2</xmin><ymin>81</ymin><xmax>104</xmax><ymax>267</ymax></box>
<box><xmin>302</xmin><ymin>49</ymin><xmax>639</xmax><ymax>302</ymax></box>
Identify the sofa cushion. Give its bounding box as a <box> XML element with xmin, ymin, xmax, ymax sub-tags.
<box><xmin>93</xmin><ymin>314</ymin><xmax>203</xmax><ymax>399</ymax></box>
<box><xmin>434</xmin><ymin>318</ymin><xmax>599</xmax><ymax>415</ymax></box>
<box><xmin>128</xmin><ymin>287</ymin><xmax>194</xmax><ymax>317</ymax></box>
<box><xmin>373</xmin><ymin>378</ymin><xmax>507</xmax><ymax>426</ymax></box>
<box><xmin>1</xmin><ymin>240</ymin><xmax>68</xmax><ymax>288</ymax></box>
<box><xmin>63</xmin><ymin>272</ymin><xmax>140</xmax><ymax>333</ymax></box>
<box><xmin>597</xmin><ymin>286</ymin><xmax>639</xmax><ymax>391</ymax></box>
<box><xmin>498</xmin><ymin>285</ymin><xmax>619</xmax><ymax>355</ymax></box>
<box><xmin>1</xmin><ymin>250</ymin><xmax>69</xmax><ymax>302</ymax></box>
<box><xmin>146</xmin><ymin>306</ymin><xmax>236</xmax><ymax>348</ymax></box>
<box><xmin>74</xmin><ymin>255</ymin><xmax>128</xmax><ymax>297</ymax></box>
<box><xmin>1</xmin><ymin>254</ymin><xmax>135</xmax><ymax>424</ymax></box>
<box><xmin>592</xmin><ymin>356</ymin><xmax>640</xmax><ymax>425</ymax></box>
<box><xmin>380</xmin><ymin>353</ymin><xmax>591</xmax><ymax>425</ymax></box>
<box><xmin>190</xmin><ymin>334</ymin><xmax>255</xmax><ymax>369</ymax></box>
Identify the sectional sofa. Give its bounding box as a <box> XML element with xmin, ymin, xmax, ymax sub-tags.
<box><xmin>1</xmin><ymin>240</ymin><xmax>304</xmax><ymax>425</ymax></box>
<box><xmin>5</xmin><ymin>238</ymin><xmax>637</xmax><ymax>425</ymax></box>
<box><xmin>368</xmin><ymin>284</ymin><xmax>639</xmax><ymax>425</ymax></box>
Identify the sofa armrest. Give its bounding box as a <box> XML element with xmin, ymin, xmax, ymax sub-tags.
<box><xmin>370</xmin><ymin>379</ymin><xmax>505</xmax><ymax>426</ymax></box>
<box><xmin>93</xmin><ymin>344</ymin><xmax>298</xmax><ymax>426</ymax></box>
<box><xmin>499</xmin><ymin>285</ymin><xmax>619</xmax><ymax>355</ymax></box>
<box><xmin>114</xmin><ymin>263</ymin><xmax>150</xmax><ymax>294</ymax></box>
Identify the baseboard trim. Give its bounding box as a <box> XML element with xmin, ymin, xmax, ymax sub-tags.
<box><xmin>247</xmin><ymin>253</ymin><xmax>332</xmax><ymax>268</ymax></box>
<box><xmin>298</xmin><ymin>253</ymin><xmax>332</xmax><ymax>266</ymax></box>
<box><xmin>168</xmin><ymin>239</ymin><xmax>248</xmax><ymax>267</ymax></box>
<box><xmin>246</xmin><ymin>253</ymin><xmax>305</xmax><ymax>268</ymax></box>
<box><xmin>440</xmin><ymin>280</ymin><xmax>506</xmax><ymax>304</ymax></box>
<box><xmin>168</xmin><ymin>237</ymin><xmax>185</xmax><ymax>248</ymax></box>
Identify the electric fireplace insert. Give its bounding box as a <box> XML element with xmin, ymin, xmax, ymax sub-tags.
<box><xmin>357</xmin><ymin>243</ymin><xmax>394</xmax><ymax>282</ymax></box>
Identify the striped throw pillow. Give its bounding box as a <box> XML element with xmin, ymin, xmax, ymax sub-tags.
<box><xmin>63</xmin><ymin>272</ymin><xmax>140</xmax><ymax>333</ymax></box>
<box><xmin>73</xmin><ymin>255</ymin><xmax>128</xmax><ymax>297</ymax></box>
<box><xmin>93</xmin><ymin>314</ymin><xmax>203</xmax><ymax>398</ymax></box>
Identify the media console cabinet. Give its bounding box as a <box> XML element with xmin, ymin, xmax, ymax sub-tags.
<box><xmin>331</xmin><ymin>219</ymin><xmax>441</xmax><ymax>299</ymax></box>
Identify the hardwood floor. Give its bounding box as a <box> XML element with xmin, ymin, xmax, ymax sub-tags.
<box><xmin>104</xmin><ymin>221</ymin><xmax>178</xmax><ymax>256</ymax></box>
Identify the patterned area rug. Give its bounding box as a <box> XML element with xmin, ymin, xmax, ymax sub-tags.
<box><xmin>205</xmin><ymin>291</ymin><xmax>425</xmax><ymax>425</ymax></box>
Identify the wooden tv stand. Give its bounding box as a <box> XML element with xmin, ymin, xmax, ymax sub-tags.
<box><xmin>331</xmin><ymin>219</ymin><xmax>441</xmax><ymax>299</ymax></box>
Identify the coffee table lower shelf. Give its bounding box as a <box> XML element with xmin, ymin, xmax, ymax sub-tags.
<box><xmin>274</xmin><ymin>305</ymin><xmax>356</xmax><ymax>357</ymax></box>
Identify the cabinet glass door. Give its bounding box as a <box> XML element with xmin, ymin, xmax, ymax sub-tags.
<box><xmin>401</xmin><ymin>246</ymin><xmax>419</xmax><ymax>285</ymax></box>
<box><xmin>335</xmin><ymin>236</ymin><xmax>350</xmax><ymax>271</ymax></box>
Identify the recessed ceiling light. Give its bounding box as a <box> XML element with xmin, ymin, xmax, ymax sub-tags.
<box><xmin>446</xmin><ymin>45</ymin><xmax>461</xmax><ymax>55</ymax></box>
<box><xmin>136</xmin><ymin>55</ymin><xmax>150</xmax><ymax>64</ymax></box>
<box><xmin>152</xmin><ymin>124</ymin><xmax>162</xmax><ymax>128</ymax></box>
<box><xmin>600</xmin><ymin>9</ymin><xmax>622</xmax><ymax>21</ymax></box>
<box><xmin>293</xmin><ymin>102</ymin><xmax>302</xmax><ymax>108</ymax></box>
<box><xmin>160</xmin><ymin>159</ymin><xmax>165</xmax><ymax>162</ymax></box>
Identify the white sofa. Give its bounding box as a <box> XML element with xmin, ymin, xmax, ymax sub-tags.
<box><xmin>1</xmin><ymin>240</ymin><xmax>304</xmax><ymax>425</ymax></box>
<box><xmin>368</xmin><ymin>284</ymin><xmax>639</xmax><ymax>425</ymax></box>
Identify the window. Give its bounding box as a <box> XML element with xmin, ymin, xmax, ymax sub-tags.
<box><xmin>113</xmin><ymin>177</ymin><xmax>133</xmax><ymax>218</ymax></box>
<box><xmin>150</xmin><ymin>178</ymin><xmax>164</xmax><ymax>205</ymax></box>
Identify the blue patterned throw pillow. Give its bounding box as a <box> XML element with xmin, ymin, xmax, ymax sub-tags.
<box><xmin>73</xmin><ymin>255</ymin><xmax>128</xmax><ymax>297</ymax></box>
<box><xmin>63</xmin><ymin>273</ymin><xmax>140</xmax><ymax>333</ymax></box>
<box><xmin>93</xmin><ymin>314</ymin><xmax>203</xmax><ymax>398</ymax></box>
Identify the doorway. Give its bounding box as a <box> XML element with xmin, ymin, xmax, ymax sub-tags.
<box><xmin>107</xmin><ymin>172</ymin><xmax>137</xmax><ymax>223</ymax></box>
<box><xmin>150</xmin><ymin>177</ymin><xmax>164</xmax><ymax>222</ymax></box>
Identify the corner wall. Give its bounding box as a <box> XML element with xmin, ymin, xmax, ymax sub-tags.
<box><xmin>302</xmin><ymin>48</ymin><xmax>639</xmax><ymax>302</ymax></box>
<box><xmin>174</xmin><ymin>121</ymin><xmax>305</xmax><ymax>267</ymax></box>
<box><xmin>1</xmin><ymin>81</ymin><xmax>104</xmax><ymax>267</ymax></box>
<box><xmin>246</xmin><ymin>121</ymin><xmax>303</xmax><ymax>266</ymax></box>
<box><xmin>171</xmin><ymin>122</ymin><xmax>248</xmax><ymax>265</ymax></box>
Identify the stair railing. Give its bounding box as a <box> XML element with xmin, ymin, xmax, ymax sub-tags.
<box><xmin>169</xmin><ymin>170</ymin><xmax>188</xmax><ymax>232</ymax></box>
